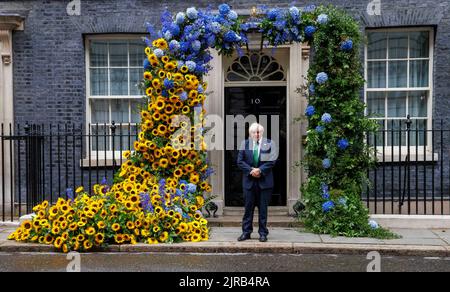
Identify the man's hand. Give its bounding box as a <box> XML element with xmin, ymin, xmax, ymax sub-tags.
<box><xmin>250</xmin><ymin>168</ymin><xmax>261</xmax><ymax>178</ymax></box>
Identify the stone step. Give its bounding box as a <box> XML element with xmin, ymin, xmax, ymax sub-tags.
<box><xmin>223</xmin><ymin>207</ymin><xmax>290</xmax><ymax>217</ymax></box>
<box><xmin>207</xmin><ymin>215</ymin><xmax>302</xmax><ymax>227</ymax></box>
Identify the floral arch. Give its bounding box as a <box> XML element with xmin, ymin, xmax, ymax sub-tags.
<box><xmin>9</xmin><ymin>4</ymin><xmax>393</xmax><ymax>252</ymax></box>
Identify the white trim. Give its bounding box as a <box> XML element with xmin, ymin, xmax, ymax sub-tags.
<box><xmin>364</xmin><ymin>27</ymin><xmax>434</xmax><ymax>148</ymax></box>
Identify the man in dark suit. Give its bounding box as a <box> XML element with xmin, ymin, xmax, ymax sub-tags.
<box><xmin>237</xmin><ymin>123</ymin><xmax>278</xmax><ymax>242</ymax></box>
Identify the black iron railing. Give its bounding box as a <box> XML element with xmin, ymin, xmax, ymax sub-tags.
<box><xmin>365</xmin><ymin>116</ymin><xmax>450</xmax><ymax>215</ymax></box>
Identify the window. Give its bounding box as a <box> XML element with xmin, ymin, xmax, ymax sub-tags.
<box><xmin>86</xmin><ymin>36</ymin><xmax>146</xmax><ymax>152</ymax></box>
<box><xmin>365</xmin><ymin>28</ymin><xmax>433</xmax><ymax>148</ymax></box>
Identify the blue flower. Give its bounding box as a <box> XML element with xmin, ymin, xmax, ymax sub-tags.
<box><xmin>198</xmin><ymin>84</ymin><xmax>204</xmax><ymax>93</ymax></box>
<box><xmin>169</xmin><ymin>40</ymin><xmax>180</xmax><ymax>52</ymax></box>
<box><xmin>340</xmin><ymin>39</ymin><xmax>353</xmax><ymax>51</ymax></box>
<box><xmin>191</xmin><ymin>40</ymin><xmax>201</xmax><ymax>52</ymax></box>
<box><xmin>274</xmin><ymin>20</ymin><xmax>287</xmax><ymax>30</ymax></box>
<box><xmin>66</xmin><ymin>188</ymin><xmax>74</xmax><ymax>201</ymax></box>
<box><xmin>315</xmin><ymin>126</ymin><xmax>324</xmax><ymax>133</ymax></box>
<box><xmin>338</xmin><ymin>197</ymin><xmax>347</xmax><ymax>206</ymax></box>
<box><xmin>322</xmin><ymin>200</ymin><xmax>335</xmax><ymax>213</ymax></box>
<box><xmin>187</xmin><ymin>183</ymin><xmax>197</xmax><ymax>193</ymax></box>
<box><xmin>305</xmin><ymin>105</ymin><xmax>315</xmax><ymax>117</ymax></box>
<box><xmin>289</xmin><ymin>6</ymin><xmax>300</xmax><ymax>19</ymax></box>
<box><xmin>164</xmin><ymin>78</ymin><xmax>174</xmax><ymax>89</ymax></box>
<box><xmin>209</xmin><ymin>22</ymin><xmax>222</xmax><ymax>34</ymax></box>
<box><xmin>309</xmin><ymin>83</ymin><xmax>315</xmax><ymax>95</ymax></box>
<box><xmin>154</xmin><ymin>49</ymin><xmax>164</xmax><ymax>58</ymax></box>
<box><xmin>180</xmin><ymin>91</ymin><xmax>188</xmax><ymax>101</ymax></box>
<box><xmin>267</xmin><ymin>8</ymin><xmax>282</xmax><ymax>21</ymax></box>
<box><xmin>321</xmin><ymin>182</ymin><xmax>329</xmax><ymax>193</ymax></box>
<box><xmin>303</xmin><ymin>4</ymin><xmax>316</xmax><ymax>13</ymax></box>
<box><xmin>337</xmin><ymin>138</ymin><xmax>349</xmax><ymax>150</ymax></box>
<box><xmin>322</xmin><ymin>158</ymin><xmax>332</xmax><ymax>169</ymax></box>
<box><xmin>164</xmin><ymin>31</ymin><xmax>172</xmax><ymax>41</ymax></box>
<box><xmin>186</xmin><ymin>61</ymin><xmax>197</xmax><ymax>72</ymax></box>
<box><xmin>176</xmin><ymin>12</ymin><xmax>186</xmax><ymax>24</ymax></box>
<box><xmin>316</xmin><ymin>72</ymin><xmax>328</xmax><ymax>84</ymax></box>
<box><xmin>186</xmin><ymin>7</ymin><xmax>198</xmax><ymax>19</ymax></box>
<box><xmin>219</xmin><ymin>3</ymin><xmax>231</xmax><ymax>15</ymax></box>
<box><xmin>101</xmin><ymin>177</ymin><xmax>108</xmax><ymax>185</ymax></box>
<box><xmin>321</xmin><ymin>113</ymin><xmax>332</xmax><ymax>123</ymax></box>
<box><xmin>317</xmin><ymin>14</ymin><xmax>329</xmax><ymax>25</ymax></box>
<box><xmin>322</xmin><ymin>192</ymin><xmax>330</xmax><ymax>200</ymax></box>
<box><xmin>369</xmin><ymin>220</ymin><xmax>379</xmax><ymax>229</ymax></box>
<box><xmin>304</xmin><ymin>25</ymin><xmax>316</xmax><ymax>38</ymax></box>
<box><xmin>143</xmin><ymin>59</ymin><xmax>151</xmax><ymax>69</ymax></box>
<box><xmin>223</xmin><ymin>30</ymin><xmax>241</xmax><ymax>42</ymax></box>
<box><xmin>228</xmin><ymin>10</ymin><xmax>238</xmax><ymax>21</ymax></box>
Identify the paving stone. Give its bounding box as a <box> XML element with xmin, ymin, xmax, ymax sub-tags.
<box><xmin>382</xmin><ymin>238</ymin><xmax>447</xmax><ymax>246</ymax></box>
<box><xmin>320</xmin><ymin>235</ymin><xmax>385</xmax><ymax>245</ymax></box>
<box><xmin>390</xmin><ymin>229</ymin><xmax>440</xmax><ymax>239</ymax></box>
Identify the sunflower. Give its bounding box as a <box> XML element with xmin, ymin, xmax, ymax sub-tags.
<box><xmin>21</xmin><ymin>220</ymin><xmax>32</xmax><ymax>231</ymax></box>
<box><xmin>159</xmin><ymin>231</ymin><xmax>169</xmax><ymax>242</ymax></box>
<box><xmin>126</xmin><ymin>221</ymin><xmax>135</xmax><ymax>230</ymax></box>
<box><xmin>129</xmin><ymin>194</ymin><xmax>139</xmax><ymax>203</ymax></box>
<box><xmin>44</xmin><ymin>235</ymin><xmax>54</xmax><ymax>244</ymax></box>
<box><xmin>83</xmin><ymin>240</ymin><xmax>93</xmax><ymax>250</ymax></box>
<box><xmin>85</xmin><ymin>227</ymin><xmax>96</xmax><ymax>236</ymax></box>
<box><xmin>94</xmin><ymin>233</ymin><xmax>105</xmax><ymax>244</ymax></box>
<box><xmin>181</xmin><ymin>106</ymin><xmax>190</xmax><ymax>114</ymax></box>
<box><xmin>145</xmin><ymin>87</ymin><xmax>153</xmax><ymax>97</ymax></box>
<box><xmin>164</xmin><ymin>62</ymin><xmax>176</xmax><ymax>71</ymax></box>
<box><xmin>152</xmin><ymin>79</ymin><xmax>161</xmax><ymax>88</ymax></box>
<box><xmin>75</xmin><ymin>186</ymin><xmax>84</xmax><ymax>193</ymax></box>
<box><xmin>144</xmin><ymin>71</ymin><xmax>153</xmax><ymax>80</ymax></box>
<box><xmin>180</xmin><ymin>65</ymin><xmax>189</xmax><ymax>74</ymax></box>
<box><xmin>191</xmin><ymin>234</ymin><xmax>201</xmax><ymax>242</ymax></box>
<box><xmin>76</xmin><ymin>234</ymin><xmax>86</xmax><ymax>242</ymax></box>
<box><xmin>54</xmin><ymin>237</ymin><xmax>63</xmax><ymax>249</ymax></box>
<box><xmin>155</xmin><ymin>99</ymin><xmax>165</xmax><ymax>111</ymax></box>
<box><xmin>159</xmin><ymin>158</ymin><xmax>169</xmax><ymax>168</ymax></box>
<box><xmin>161</xmin><ymin>56</ymin><xmax>170</xmax><ymax>64</ymax></box>
<box><xmin>156</xmin><ymin>38</ymin><xmax>168</xmax><ymax>50</ymax></box>
<box><xmin>194</xmin><ymin>213</ymin><xmax>202</xmax><ymax>220</ymax></box>
<box><xmin>111</xmin><ymin>223</ymin><xmax>121</xmax><ymax>232</ymax></box>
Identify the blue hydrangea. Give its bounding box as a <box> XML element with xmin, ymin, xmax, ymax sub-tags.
<box><xmin>186</xmin><ymin>61</ymin><xmax>197</xmax><ymax>72</ymax></box>
<box><xmin>309</xmin><ymin>83</ymin><xmax>315</xmax><ymax>95</ymax></box>
<box><xmin>274</xmin><ymin>20</ymin><xmax>287</xmax><ymax>30</ymax></box>
<box><xmin>315</xmin><ymin>126</ymin><xmax>324</xmax><ymax>133</ymax></box>
<box><xmin>228</xmin><ymin>10</ymin><xmax>238</xmax><ymax>21</ymax></box>
<box><xmin>192</xmin><ymin>40</ymin><xmax>201</xmax><ymax>52</ymax></box>
<box><xmin>143</xmin><ymin>59</ymin><xmax>151</xmax><ymax>69</ymax></box>
<box><xmin>305</xmin><ymin>105</ymin><xmax>315</xmax><ymax>117</ymax></box>
<box><xmin>209</xmin><ymin>22</ymin><xmax>222</xmax><ymax>34</ymax></box>
<box><xmin>154</xmin><ymin>49</ymin><xmax>164</xmax><ymax>58</ymax></box>
<box><xmin>317</xmin><ymin>14</ymin><xmax>329</xmax><ymax>25</ymax></box>
<box><xmin>338</xmin><ymin>197</ymin><xmax>347</xmax><ymax>206</ymax></box>
<box><xmin>289</xmin><ymin>6</ymin><xmax>300</xmax><ymax>19</ymax></box>
<box><xmin>180</xmin><ymin>91</ymin><xmax>188</xmax><ymax>101</ymax></box>
<box><xmin>218</xmin><ymin>3</ymin><xmax>231</xmax><ymax>15</ymax></box>
<box><xmin>316</xmin><ymin>72</ymin><xmax>329</xmax><ymax>84</ymax></box>
<box><xmin>321</xmin><ymin>183</ymin><xmax>329</xmax><ymax>193</ymax></box>
<box><xmin>322</xmin><ymin>158</ymin><xmax>332</xmax><ymax>169</ymax></box>
<box><xmin>169</xmin><ymin>23</ymin><xmax>180</xmax><ymax>36</ymax></box>
<box><xmin>304</xmin><ymin>25</ymin><xmax>316</xmax><ymax>38</ymax></box>
<box><xmin>187</xmin><ymin>183</ymin><xmax>197</xmax><ymax>193</ymax></box>
<box><xmin>223</xmin><ymin>30</ymin><xmax>241</xmax><ymax>42</ymax></box>
<box><xmin>66</xmin><ymin>188</ymin><xmax>74</xmax><ymax>201</ymax></box>
<box><xmin>163</xmin><ymin>78</ymin><xmax>174</xmax><ymax>89</ymax></box>
<box><xmin>176</xmin><ymin>12</ymin><xmax>186</xmax><ymax>24</ymax></box>
<box><xmin>169</xmin><ymin>40</ymin><xmax>180</xmax><ymax>52</ymax></box>
<box><xmin>303</xmin><ymin>4</ymin><xmax>316</xmax><ymax>13</ymax></box>
<box><xmin>341</xmin><ymin>39</ymin><xmax>353</xmax><ymax>51</ymax></box>
<box><xmin>267</xmin><ymin>8</ymin><xmax>282</xmax><ymax>21</ymax></box>
<box><xmin>369</xmin><ymin>220</ymin><xmax>379</xmax><ymax>229</ymax></box>
<box><xmin>322</xmin><ymin>200</ymin><xmax>335</xmax><ymax>213</ymax></box>
<box><xmin>164</xmin><ymin>31</ymin><xmax>172</xmax><ymax>41</ymax></box>
<box><xmin>177</xmin><ymin>61</ymin><xmax>185</xmax><ymax>70</ymax></box>
<box><xmin>198</xmin><ymin>84</ymin><xmax>204</xmax><ymax>94</ymax></box>
<box><xmin>186</xmin><ymin>7</ymin><xmax>198</xmax><ymax>20</ymax></box>
<box><xmin>321</xmin><ymin>113</ymin><xmax>332</xmax><ymax>123</ymax></box>
<box><xmin>322</xmin><ymin>192</ymin><xmax>330</xmax><ymax>200</ymax></box>
<box><xmin>337</xmin><ymin>138</ymin><xmax>349</xmax><ymax>150</ymax></box>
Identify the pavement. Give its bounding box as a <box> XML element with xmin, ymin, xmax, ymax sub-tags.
<box><xmin>1</xmin><ymin>225</ymin><xmax>450</xmax><ymax>257</ymax></box>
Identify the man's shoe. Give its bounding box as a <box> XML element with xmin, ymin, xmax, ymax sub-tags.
<box><xmin>259</xmin><ymin>235</ymin><xmax>268</xmax><ymax>242</ymax></box>
<box><xmin>237</xmin><ymin>234</ymin><xmax>251</xmax><ymax>241</ymax></box>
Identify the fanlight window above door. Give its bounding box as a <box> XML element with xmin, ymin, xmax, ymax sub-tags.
<box><xmin>225</xmin><ymin>52</ymin><xmax>286</xmax><ymax>82</ymax></box>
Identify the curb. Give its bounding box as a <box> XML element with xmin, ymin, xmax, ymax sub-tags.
<box><xmin>0</xmin><ymin>241</ymin><xmax>448</xmax><ymax>257</ymax></box>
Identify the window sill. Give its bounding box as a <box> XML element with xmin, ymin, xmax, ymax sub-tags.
<box><xmin>376</xmin><ymin>151</ymin><xmax>439</xmax><ymax>163</ymax></box>
<box><xmin>80</xmin><ymin>158</ymin><xmax>122</xmax><ymax>168</ymax></box>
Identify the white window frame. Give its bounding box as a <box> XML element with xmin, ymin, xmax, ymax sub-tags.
<box><xmin>84</xmin><ymin>34</ymin><xmax>146</xmax><ymax>162</ymax></box>
<box><xmin>364</xmin><ymin>27</ymin><xmax>435</xmax><ymax>161</ymax></box>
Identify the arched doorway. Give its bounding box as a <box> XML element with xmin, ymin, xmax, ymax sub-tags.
<box><xmin>223</xmin><ymin>50</ymin><xmax>288</xmax><ymax>207</ymax></box>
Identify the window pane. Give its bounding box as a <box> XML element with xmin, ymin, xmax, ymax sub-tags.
<box><xmin>90</xmin><ymin>68</ymin><xmax>108</xmax><ymax>95</ymax></box>
<box><xmin>91</xmin><ymin>125</ymin><xmax>110</xmax><ymax>151</ymax></box>
<box><xmin>129</xmin><ymin>41</ymin><xmax>145</xmax><ymax>67</ymax></box>
<box><xmin>408</xmin><ymin>91</ymin><xmax>428</xmax><ymax>118</ymax></box>
<box><xmin>109</xmin><ymin>41</ymin><xmax>128</xmax><ymax>67</ymax></box>
<box><xmin>388</xmin><ymin>32</ymin><xmax>408</xmax><ymax>59</ymax></box>
<box><xmin>131</xmin><ymin>99</ymin><xmax>145</xmax><ymax>123</ymax></box>
<box><xmin>388</xmin><ymin>61</ymin><xmax>407</xmax><ymax>88</ymax></box>
<box><xmin>367</xmin><ymin>61</ymin><xmax>386</xmax><ymax>88</ymax></box>
<box><xmin>367</xmin><ymin>92</ymin><xmax>385</xmax><ymax>117</ymax></box>
<box><xmin>387</xmin><ymin>91</ymin><xmax>407</xmax><ymax>117</ymax></box>
<box><xmin>410</xmin><ymin>31</ymin><xmax>429</xmax><ymax>58</ymax></box>
<box><xmin>367</xmin><ymin>32</ymin><xmax>387</xmax><ymax>59</ymax></box>
<box><xmin>368</xmin><ymin>120</ymin><xmax>384</xmax><ymax>147</ymax></box>
<box><xmin>90</xmin><ymin>41</ymin><xmax>108</xmax><ymax>67</ymax></box>
<box><xmin>130</xmin><ymin>68</ymin><xmax>144</xmax><ymax>95</ymax></box>
<box><xmin>110</xmin><ymin>68</ymin><xmax>128</xmax><ymax>95</ymax></box>
<box><xmin>91</xmin><ymin>99</ymin><xmax>109</xmax><ymax>123</ymax></box>
<box><xmin>111</xmin><ymin>99</ymin><xmax>129</xmax><ymax>123</ymax></box>
<box><xmin>410</xmin><ymin>60</ymin><xmax>429</xmax><ymax>87</ymax></box>
<box><xmin>387</xmin><ymin>120</ymin><xmax>407</xmax><ymax>146</ymax></box>
<box><xmin>409</xmin><ymin>119</ymin><xmax>427</xmax><ymax>146</ymax></box>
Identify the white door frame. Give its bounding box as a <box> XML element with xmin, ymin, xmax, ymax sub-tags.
<box><xmin>204</xmin><ymin>43</ymin><xmax>310</xmax><ymax>215</ymax></box>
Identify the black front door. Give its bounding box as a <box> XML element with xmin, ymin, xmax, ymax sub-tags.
<box><xmin>224</xmin><ymin>86</ymin><xmax>287</xmax><ymax>207</ymax></box>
